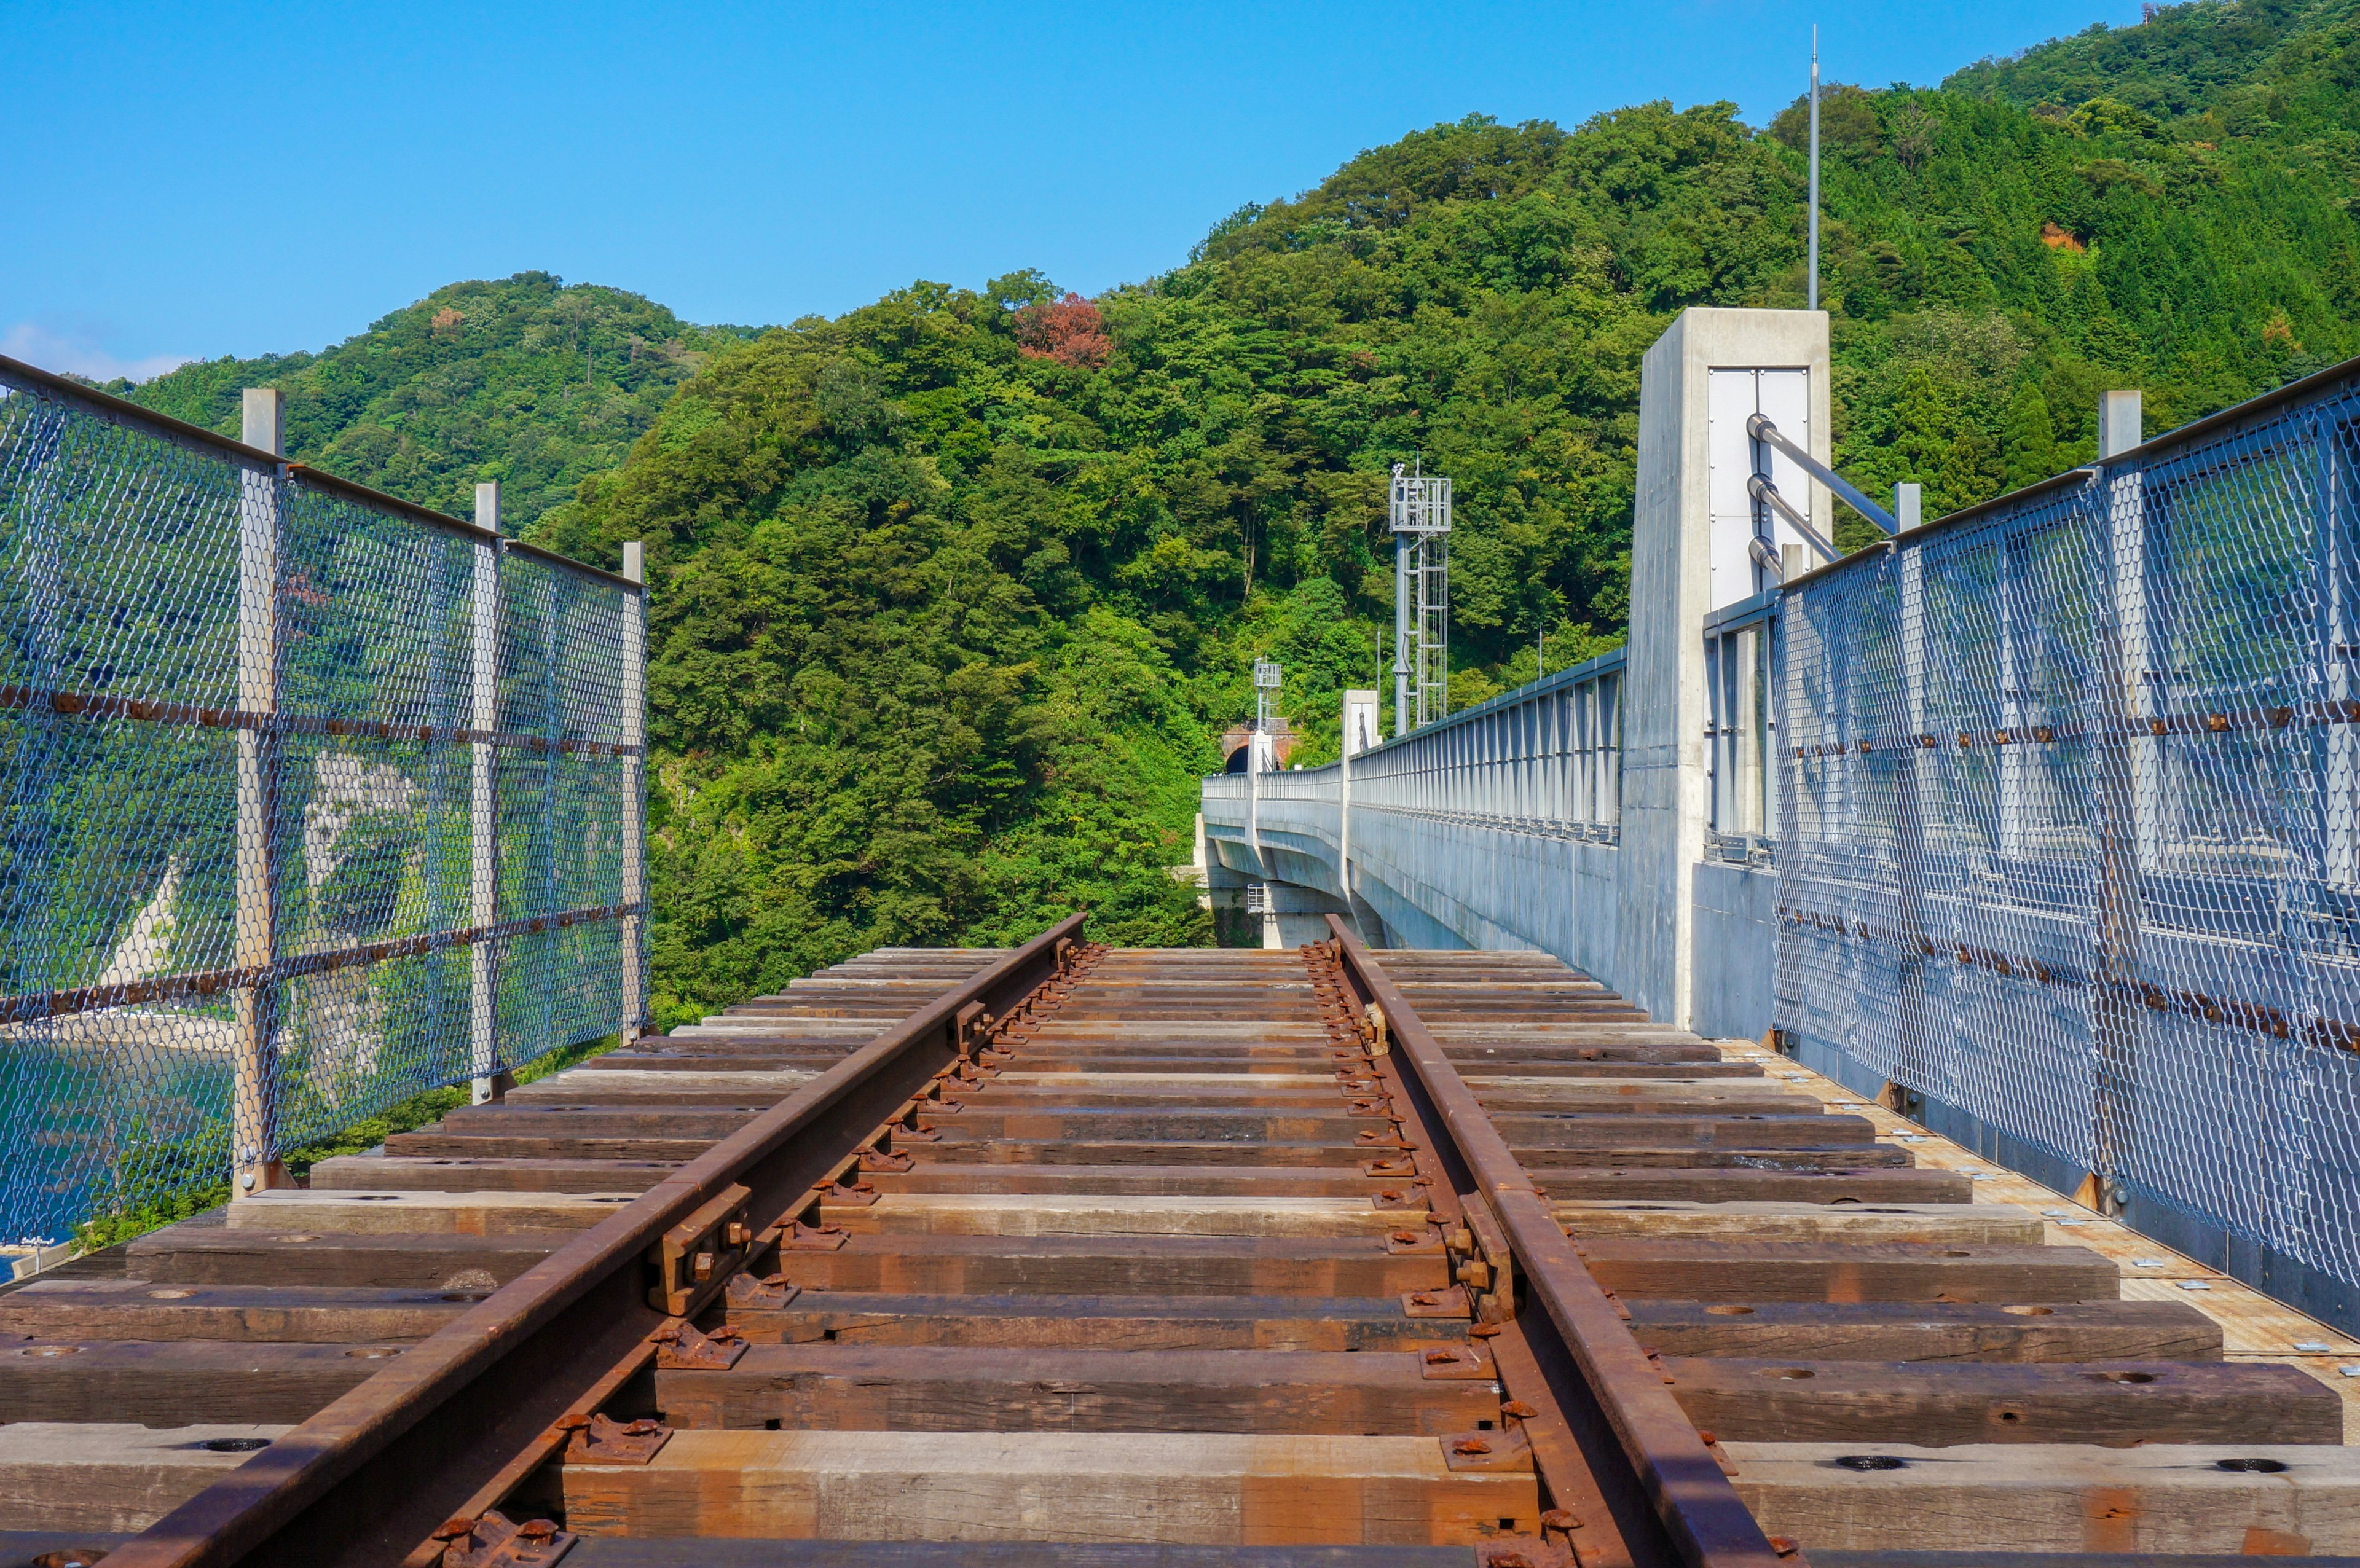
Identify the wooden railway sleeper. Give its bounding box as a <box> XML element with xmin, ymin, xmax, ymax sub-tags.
<box><xmin>500</xmin><ymin>931</ymin><xmax>1093</xmax><ymax>1556</ymax></box>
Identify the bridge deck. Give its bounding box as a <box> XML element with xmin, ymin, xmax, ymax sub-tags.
<box><xmin>1</xmin><ymin>930</ymin><xmax>2356</xmax><ymax>1564</ymax></box>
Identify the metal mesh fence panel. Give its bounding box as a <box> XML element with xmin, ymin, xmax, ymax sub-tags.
<box><xmin>0</xmin><ymin>363</ymin><xmax>644</xmax><ymax>1244</ymax></box>
<box><xmin>1776</xmin><ymin>367</ymin><xmax>2360</xmax><ymax>1296</ymax></box>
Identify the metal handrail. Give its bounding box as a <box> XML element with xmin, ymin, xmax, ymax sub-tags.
<box><xmin>1745</xmin><ymin>412</ymin><xmax>1897</xmax><ymax>536</ymax></box>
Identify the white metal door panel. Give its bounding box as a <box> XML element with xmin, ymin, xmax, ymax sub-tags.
<box><xmin>1706</xmin><ymin>367</ymin><xmax>1813</xmax><ymax>608</ymax></box>
<box><xmin>1707</xmin><ymin>370</ymin><xmax>1759</xmax><ymax>611</ymax></box>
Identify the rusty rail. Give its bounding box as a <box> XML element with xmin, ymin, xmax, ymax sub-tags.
<box><xmin>1324</xmin><ymin>915</ymin><xmax>1791</xmax><ymax>1568</ymax></box>
<box><xmin>100</xmin><ymin>913</ymin><xmax>1086</xmax><ymax>1568</ymax></box>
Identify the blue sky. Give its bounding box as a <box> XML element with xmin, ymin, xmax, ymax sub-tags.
<box><xmin>5</xmin><ymin>2</ymin><xmax>2133</xmax><ymax>380</ymax></box>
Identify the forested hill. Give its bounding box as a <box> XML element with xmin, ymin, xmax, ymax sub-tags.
<box><xmin>108</xmin><ymin>0</ymin><xmax>2360</xmax><ymax>1022</ymax></box>
<box><xmin>118</xmin><ymin>274</ymin><xmax>755</xmax><ymax>531</ymax></box>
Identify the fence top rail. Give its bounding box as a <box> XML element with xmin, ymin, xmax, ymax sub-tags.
<box><xmin>1777</xmin><ymin>535</ymin><xmax>1889</xmax><ymax>595</ymax></box>
<box><xmin>1704</xmin><ymin>588</ymin><xmax>1780</xmax><ymax>636</ymax></box>
<box><xmin>1198</xmin><ymin>642</ymin><xmax>1627</xmax><ymax>785</ymax></box>
<box><xmin>1779</xmin><ymin>348</ymin><xmax>2360</xmax><ymax>598</ymax></box>
<box><xmin>0</xmin><ymin>350</ymin><xmax>641</xmax><ymax>594</ymax></box>
<box><xmin>2099</xmin><ymin>347</ymin><xmax>2360</xmax><ymax>470</ymax></box>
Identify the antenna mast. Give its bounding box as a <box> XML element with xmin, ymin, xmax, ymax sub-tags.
<box><xmin>1390</xmin><ymin>460</ymin><xmax>1452</xmax><ymax>734</ymax></box>
<box><xmin>1807</xmin><ymin>26</ymin><xmax>1820</xmax><ymax>312</ymax></box>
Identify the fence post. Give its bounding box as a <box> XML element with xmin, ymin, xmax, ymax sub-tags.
<box><xmin>2088</xmin><ymin>388</ymin><xmax>2146</xmax><ymax>1216</ymax></box>
<box><xmin>232</xmin><ymin>390</ymin><xmax>288</xmax><ymax>1197</ymax></box>
<box><xmin>470</xmin><ymin>483</ymin><xmax>506</xmax><ymax>1104</ymax></box>
<box><xmin>620</xmin><ymin>541</ymin><xmax>647</xmax><ymax>1046</ymax></box>
<box><xmin>1890</xmin><ymin>488</ymin><xmax>1934</xmax><ymax>1092</ymax></box>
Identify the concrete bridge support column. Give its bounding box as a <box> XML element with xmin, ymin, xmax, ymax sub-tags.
<box><xmin>1624</xmin><ymin>308</ymin><xmax>1830</xmax><ymax>1030</ymax></box>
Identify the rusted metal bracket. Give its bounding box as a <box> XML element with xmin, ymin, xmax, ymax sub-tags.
<box><xmin>654</xmin><ymin>1319</ymin><xmax>746</xmax><ymax>1371</ymax></box>
<box><xmin>858</xmin><ymin>1145</ymin><xmax>914</xmax><ymax>1173</ymax></box>
<box><xmin>1477</xmin><ymin>1537</ymin><xmax>1570</xmax><ymax>1568</ymax></box>
<box><xmin>724</xmin><ymin>1271</ymin><xmax>800</xmax><ymax>1309</ymax></box>
<box><xmin>558</xmin><ymin>1411</ymin><xmax>670</xmax><ymax>1465</ymax></box>
<box><xmin>645</xmin><ymin>1183</ymin><xmax>752</xmax><ymax>1315</ymax></box>
<box><xmin>1401</xmin><ymin>1285</ymin><xmax>1471</xmax><ymax>1317</ymax></box>
<box><xmin>814</xmin><ymin>1173</ymin><xmax>879</xmax><ymax>1206</ymax></box>
<box><xmin>1385</xmin><ymin>1224</ymin><xmax>1447</xmax><ymax>1255</ymax></box>
<box><xmin>781</xmin><ymin>1218</ymin><xmax>849</xmax><ymax>1251</ymax></box>
<box><xmin>1440</xmin><ymin>1425</ymin><xmax>1532</xmax><ymax>1472</ymax></box>
<box><xmin>433</xmin><ymin>1510</ymin><xmax>575</xmax><ymax>1568</ymax></box>
<box><xmin>1418</xmin><ymin>1341</ymin><xmax>1497</xmax><ymax>1380</ymax></box>
<box><xmin>1460</xmin><ymin>1199</ymin><xmax>1517</xmax><ymax>1322</ymax></box>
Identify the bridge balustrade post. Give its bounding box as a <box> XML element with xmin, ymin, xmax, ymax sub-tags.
<box><xmin>231</xmin><ymin>390</ymin><xmax>288</xmax><ymax>1198</ymax></box>
<box><xmin>2090</xmin><ymin>391</ymin><xmax>2146</xmax><ymax>1216</ymax></box>
<box><xmin>470</xmin><ymin>484</ymin><xmax>504</xmax><ymax>1103</ymax></box>
<box><xmin>620</xmin><ymin>541</ymin><xmax>648</xmax><ymax>1046</ymax></box>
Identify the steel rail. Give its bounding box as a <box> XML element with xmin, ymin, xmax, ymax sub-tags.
<box><xmin>101</xmin><ymin>912</ymin><xmax>1086</xmax><ymax>1568</ymax></box>
<box><xmin>1324</xmin><ymin>916</ymin><xmax>1795</xmax><ymax>1568</ymax></box>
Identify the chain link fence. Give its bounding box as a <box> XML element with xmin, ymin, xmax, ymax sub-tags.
<box><xmin>1776</xmin><ymin>363</ymin><xmax>2360</xmax><ymax>1297</ymax></box>
<box><xmin>0</xmin><ymin>357</ymin><xmax>645</xmax><ymax>1244</ymax></box>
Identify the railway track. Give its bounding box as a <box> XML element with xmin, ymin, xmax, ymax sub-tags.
<box><xmin>2</xmin><ymin>915</ymin><xmax>2358</xmax><ymax>1566</ymax></box>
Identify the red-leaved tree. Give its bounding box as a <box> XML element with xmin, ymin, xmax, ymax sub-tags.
<box><xmin>1012</xmin><ymin>292</ymin><xmax>1112</xmax><ymax>369</ymax></box>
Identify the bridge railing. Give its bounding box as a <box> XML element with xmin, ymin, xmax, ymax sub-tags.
<box><xmin>0</xmin><ymin>356</ymin><xmax>646</xmax><ymax>1242</ymax></box>
<box><xmin>1705</xmin><ymin>590</ymin><xmax>1779</xmax><ymax>868</ymax></box>
<box><xmin>1203</xmin><ymin>648</ymin><xmax>1626</xmax><ymax>841</ymax></box>
<box><xmin>1776</xmin><ymin>358</ymin><xmax>2360</xmax><ymax>1301</ymax></box>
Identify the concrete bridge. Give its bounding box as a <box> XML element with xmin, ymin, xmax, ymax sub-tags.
<box><xmin>1202</xmin><ymin>309</ymin><xmax>1824</xmax><ymax>1045</ymax></box>
<box><xmin>1204</xmin><ymin>305</ymin><xmax>2360</xmax><ymax>1332</ymax></box>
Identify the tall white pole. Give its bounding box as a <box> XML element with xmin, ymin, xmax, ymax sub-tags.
<box><xmin>1807</xmin><ymin>27</ymin><xmax>1821</xmax><ymax>312</ymax></box>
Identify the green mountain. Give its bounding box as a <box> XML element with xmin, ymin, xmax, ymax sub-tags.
<box><xmin>1948</xmin><ymin>0</ymin><xmax>2360</xmax><ymax>130</ymax></box>
<box><xmin>113</xmin><ymin>1</ymin><xmax>2360</xmax><ymax>1019</ymax></box>
<box><xmin>119</xmin><ymin>273</ymin><xmax>756</xmax><ymax>531</ymax></box>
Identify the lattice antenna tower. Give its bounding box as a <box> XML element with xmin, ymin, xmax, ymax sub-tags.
<box><xmin>1390</xmin><ymin>460</ymin><xmax>1451</xmax><ymax>734</ymax></box>
<box><xmin>1252</xmin><ymin>657</ymin><xmax>1282</xmax><ymax>768</ymax></box>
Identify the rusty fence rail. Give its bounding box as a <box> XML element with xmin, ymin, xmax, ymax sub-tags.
<box><xmin>0</xmin><ymin>353</ymin><xmax>645</xmax><ymax>1240</ymax></box>
<box><xmin>1776</xmin><ymin>357</ymin><xmax>2360</xmax><ymax>1313</ymax></box>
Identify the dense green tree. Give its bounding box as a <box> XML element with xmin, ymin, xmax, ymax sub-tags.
<box><xmin>2001</xmin><ymin>382</ymin><xmax>2060</xmax><ymax>490</ymax></box>
<box><xmin>119</xmin><ymin>273</ymin><xmax>755</xmax><ymax>531</ymax></box>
